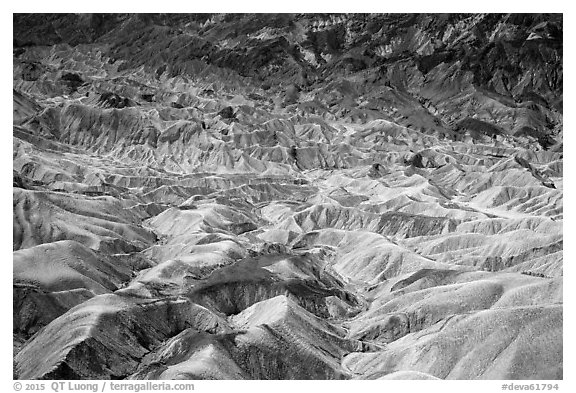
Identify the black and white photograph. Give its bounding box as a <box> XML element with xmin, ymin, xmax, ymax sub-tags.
<box><xmin>10</xmin><ymin>6</ymin><xmax>567</xmax><ymax>388</ymax></box>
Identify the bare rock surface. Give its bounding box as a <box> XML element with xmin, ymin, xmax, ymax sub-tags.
<box><xmin>13</xmin><ymin>13</ymin><xmax>562</xmax><ymax>380</ymax></box>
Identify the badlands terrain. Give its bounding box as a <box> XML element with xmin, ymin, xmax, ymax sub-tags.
<box><xmin>13</xmin><ymin>13</ymin><xmax>563</xmax><ymax>380</ymax></box>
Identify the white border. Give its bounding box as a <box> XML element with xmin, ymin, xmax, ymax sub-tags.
<box><xmin>3</xmin><ymin>4</ymin><xmax>572</xmax><ymax>392</ymax></box>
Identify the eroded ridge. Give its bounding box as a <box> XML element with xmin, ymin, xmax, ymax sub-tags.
<box><xmin>13</xmin><ymin>13</ymin><xmax>562</xmax><ymax>380</ymax></box>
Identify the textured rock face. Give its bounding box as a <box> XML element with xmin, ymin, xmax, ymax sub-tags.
<box><xmin>13</xmin><ymin>13</ymin><xmax>562</xmax><ymax>380</ymax></box>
